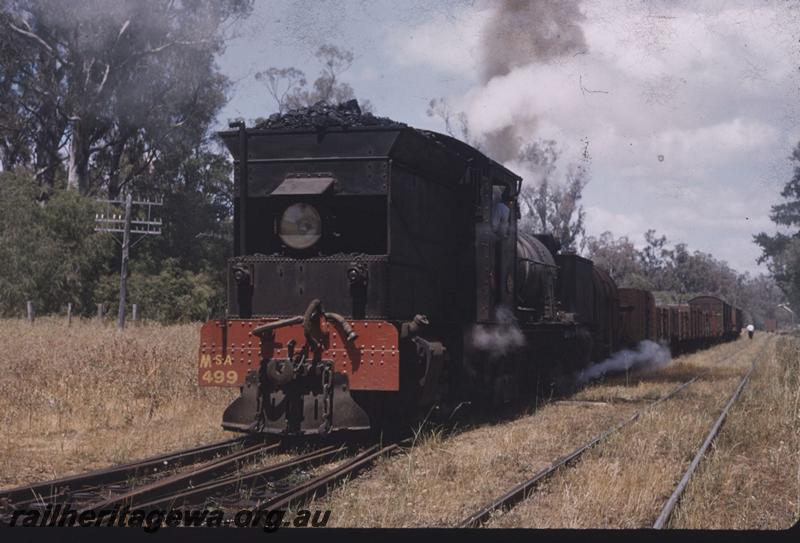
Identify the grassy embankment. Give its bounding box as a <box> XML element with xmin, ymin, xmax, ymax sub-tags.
<box><xmin>0</xmin><ymin>317</ymin><xmax>235</xmax><ymax>488</ymax></box>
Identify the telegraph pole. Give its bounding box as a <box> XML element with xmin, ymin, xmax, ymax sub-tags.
<box><xmin>118</xmin><ymin>193</ymin><xmax>132</xmax><ymax>330</ymax></box>
<box><xmin>95</xmin><ymin>193</ymin><xmax>162</xmax><ymax>329</ymax></box>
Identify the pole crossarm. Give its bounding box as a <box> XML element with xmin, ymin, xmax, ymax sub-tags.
<box><xmin>96</xmin><ymin>218</ymin><xmax>163</xmax><ymax>227</ymax></box>
<box><xmin>94</xmin><ymin>197</ymin><xmax>163</xmax><ymax>236</ymax></box>
<box><xmin>93</xmin><ymin>193</ymin><xmax>163</xmax><ymax>329</ymax></box>
<box><xmin>97</xmin><ymin>197</ymin><xmax>164</xmax><ymax>206</ymax></box>
<box><xmin>95</xmin><ymin>227</ymin><xmax>163</xmax><ymax>235</ymax></box>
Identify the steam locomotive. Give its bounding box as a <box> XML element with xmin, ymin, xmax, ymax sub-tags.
<box><xmin>197</xmin><ymin>103</ymin><xmax>743</xmax><ymax>435</ymax></box>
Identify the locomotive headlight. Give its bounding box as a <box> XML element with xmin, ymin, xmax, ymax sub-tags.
<box><xmin>278</xmin><ymin>203</ymin><xmax>322</xmax><ymax>250</ymax></box>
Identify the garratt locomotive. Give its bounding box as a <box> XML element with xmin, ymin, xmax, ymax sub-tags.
<box><xmin>197</xmin><ymin>101</ymin><xmax>742</xmax><ymax>435</ymax></box>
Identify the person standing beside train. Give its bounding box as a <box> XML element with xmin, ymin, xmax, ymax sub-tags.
<box><xmin>746</xmin><ymin>323</ymin><xmax>755</xmax><ymax>339</ymax></box>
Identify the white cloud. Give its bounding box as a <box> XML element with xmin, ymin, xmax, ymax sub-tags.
<box><xmin>386</xmin><ymin>5</ymin><xmax>489</xmax><ymax>75</ymax></box>
<box><xmin>647</xmin><ymin>118</ymin><xmax>780</xmax><ymax>167</ymax></box>
<box><xmin>584</xmin><ymin>205</ymin><xmax>648</xmax><ymax>241</ymax></box>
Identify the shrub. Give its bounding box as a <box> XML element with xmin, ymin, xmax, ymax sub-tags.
<box><xmin>0</xmin><ymin>171</ymin><xmax>113</xmax><ymax>316</ymax></box>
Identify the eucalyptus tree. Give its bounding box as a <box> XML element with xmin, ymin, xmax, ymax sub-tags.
<box><xmin>0</xmin><ymin>0</ymin><xmax>252</xmax><ymax>196</ymax></box>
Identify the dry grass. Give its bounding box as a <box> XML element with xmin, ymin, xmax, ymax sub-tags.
<box><xmin>312</xmin><ymin>335</ymin><xmax>787</xmax><ymax>528</ymax></box>
<box><xmin>0</xmin><ymin>317</ymin><xmax>236</xmax><ymax>488</ymax></box>
<box><xmin>2</xmin><ymin>317</ymin><xmax>794</xmax><ymax>529</ymax></box>
<box><xmin>312</xmin><ymin>401</ymin><xmax>642</xmax><ymax>527</ymax></box>
<box><xmin>668</xmin><ymin>333</ymin><xmax>800</xmax><ymax>529</ymax></box>
<box><xmin>487</xmin><ymin>334</ymin><xmax>796</xmax><ymax>529</ymax></box>
<box><xmin>490</xmin><ymin>339</ymin><xmax>757</xmax><ymax>528</ymax></box>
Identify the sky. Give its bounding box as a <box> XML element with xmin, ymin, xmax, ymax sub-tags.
<box><xmin>214</xmin><ymin>0</ymin><xmax>800</xmax><ymax>276</ymax></box>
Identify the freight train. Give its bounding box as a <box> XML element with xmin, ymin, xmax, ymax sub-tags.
<box><xmin>197</xmin><ymin>101</ymin><xmax>743</xmax><ymax>435</ymax></box>
<box><xmin>618</xmin><ymin>290</ymin><xmax>742</xmax><ymax>353</ymax></box>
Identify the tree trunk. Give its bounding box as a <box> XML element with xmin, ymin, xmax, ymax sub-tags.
<box><xmin>107</xmin><ymin>139</ymin><xmax>126</xmax><ymax>199</ymax></box>
<box><xmin>35</xmin><ymin>129</ymin><xmax>61</xmax><ymax>195</ymax></box>
<box><xmin>34</xmin><ymin>53</ymin><xmax>65</xmax><ymax>194</ymax></box>
<box><xmin>67</xmin><ymin>120</ymin><xmax>90</xmax><ymax>194</ymax></box>
<box><xmin>67</xmin><ymin>125</ymin><xmax>80</xmax><ymax>191</ymax></box>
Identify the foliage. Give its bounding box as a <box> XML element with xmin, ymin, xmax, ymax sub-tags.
<box><xmin>255</xmin><ymin>44</ymin><xmax>372</xmax><ymax>115</ymax></box>
<box><xmin>94</xmin><ymin>258</ymin><xmax>222</xmax><ymax>323</ymax></box>
<box><xmin>426</xmin><ymin>97</ymin><xmax>471</xmax><ymax>144</ymax></box>
<box><xmin>142</xmin><ymin>145</ymin><xmax>233</xmax><ymax>272</ymax></box>
<box><xmin>0</xmin><ymin>145</ymin><xmax>233</xmax><ymax>321</ymax></box>
<box><xmin>0</xmin><ymin>0</ymin><xmax>252</xmax><ymax>195</ymax></box>
<box><xmin>0</xmin><ymin>1</ymin><xmax>242</xmax><ymax>322</ymax></box>
<box><xmin>755</xmin><ymin>142</ymin><xmax>800</xmax><ymax>312</ymax></box>
<box><xmin>581</xmin><ymin>232</ymin><xmax>650</xmax><ymax>289</ymax></box>
<box><xmin>516</xmin><ymin>139</ymin><xmax>589</xmax><ymax>250</ymax></box>
<box><xmin>0</xmin><ymin>170</ymin><xmax>114</xmax><ymax>316</ymax></box>
<box><xmin>584</xmin><ymin>228</ymin><xmax>785</xmax><ymax>326</ymax></box>
<box><xmin>255</xmin><ymin>67</ymin><xmax>307</xmax><ymax>115</ymax></box>
<box><xmin>88</xmin><ymin>144</ymin><xmax>233</xmax><ymax>323</ymax></box>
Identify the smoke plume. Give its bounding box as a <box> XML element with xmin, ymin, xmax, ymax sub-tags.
<box><xmin>473</xmin><ymin>0</ymin><xmax>588</xmax><ymax>166</ymax></box>
<box><xmin>481</xmin><ymin>0</ymin><xmax>587</xmax><ymax>83</ymax></box>
<box><xmin>471</xmin><ymin>306</ymin><xmax>526</xmax><ymax>358</ymax></box>
<box><xmin>577</xmin><ymin>340</ymin><xmax>672</xmax><ymax>384</ymax></box>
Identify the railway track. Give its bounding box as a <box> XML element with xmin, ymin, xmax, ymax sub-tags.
<box><xmin>459</xmin><ymin>343</ymin><xmax>763</xmax><ymax>528</ymax></box>
<box><xmin>125</xmin><ymin>441</ymin><xmax>402</xmax><ymax>517</ymax></box>
<box><xmin>652</xmin><ymin>359</ymin><xmax>757</xmax><ymax>529</ymax></box>
<box><xmin>1</xmin><ymin>434</ymin><xmax>401</xmax><ymax>525</ymax></box>
<box><xmin>0</xmin><ymin>435</ymin><xmax>261</xmax><ymax>512</ymax></box>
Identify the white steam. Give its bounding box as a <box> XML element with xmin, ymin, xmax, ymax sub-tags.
<box><xmin>577</xmin><ymin>340</ymin><xmax>671</xmax><ymax>383</ymax></box>
<box><xmin>471</xmin><ymin>306</ymin><xmax>526</xmax><ymax>358</ymax></box>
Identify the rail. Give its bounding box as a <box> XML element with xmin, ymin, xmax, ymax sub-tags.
<box><xmin>652</xmin><ymin>359</ymin><xmax>758</xmax><ymax>528</ymax></box>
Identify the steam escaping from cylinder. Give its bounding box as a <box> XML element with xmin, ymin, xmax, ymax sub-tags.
<box><xmin>577</xmin><ymin>340</ymin><xmax>671</xmax><ymax>384</ymax></box>
<box><xmin>471</xmin><ymin>306</ymin><xmax>526</xmax><ymax>359</ymax></box>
